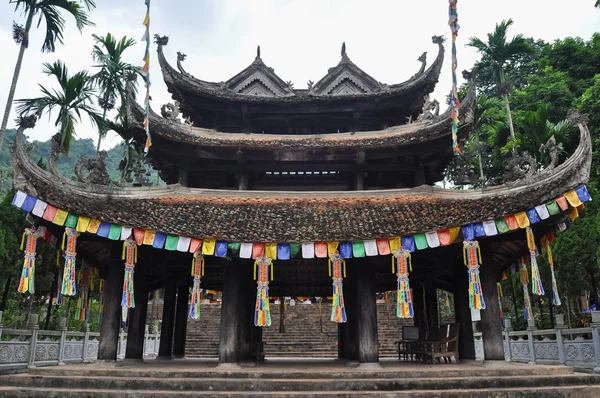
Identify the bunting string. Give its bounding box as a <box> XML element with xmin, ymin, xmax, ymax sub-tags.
<box><xmin>463</xmin><ymin>240</ymin><xmax>485</xmax><ymax>310</ymax></box>
<box><xmin>328</xmin><ymin>251</ymin><xmax>347</xmax><ymax>323</ymax></box>
<box><xmin>448</xmin><ymin>0</ymin><xmax>461</xmax><ymax>155</ymax></box>
<box><xmin>141</xmin><ymin>0</ymin><xmax>152</xmax><ymax>152</ymax></box>
<box><xmin>392</xmin><ymin>247</ymin><xmax>413</xmax><ymax>319</ymax></box>
<box><xmin>18</xmin><ymin>226</ymin><xmax>40</xmax><ymax>294</ymax></box>
<box><xmin>526</xmin><ymin>227</ymin><xmax>545</xmax><ymax>296</ymax></box>
<box><xmin>121</xmin><ymin>237</ymin><xmax>137</xmax><ymax>321</ymax></box>
<box><xmin>61</xmin><ymin>227</ymin><xmax>78</xmax><ymax>296</ymax></box>
<box><xmin>520</xmin><ymin>259</ymin><xmax>533</xmax><ymax>321</ymax></box>
<box><xmin>254</xmin><ymin>255</ymin><xmax>273</xmax><ymax>327</ymax></box>
<box><xmin>188</xmin><ymin>251</ymin><xmax>204</xmax><ymax>319</ymax></box>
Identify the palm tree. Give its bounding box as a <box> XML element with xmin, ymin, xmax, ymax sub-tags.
<box><xmin>0</xmin><ymin>0</ymin><xmax>96</xmax><ymax>152</ymax></box>
<box><xmin>90</xmin><ymin>33</ymin><xmax>139</xmax><ymax>154</ymax></box>
<box><xmin>16</xmin><ymin>60</ymin><xmax>104</xmax><ymax>156</ymax></box>
<box><xmin>468</xmin><ymin>19</ymin><xmax>534</xmax><ymax>140</ymax></box>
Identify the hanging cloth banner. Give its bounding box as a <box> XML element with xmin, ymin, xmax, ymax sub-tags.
<box><xmin>328</xmin><ymin>251</ymin><xmax>347</xmax><ymax>323</ymax></box>
<box><xmin>188</xmin><ymin>251</ymin><xmax>204</xmax><ymax>319</ymax></box>
<box><xmin>121</xmin><ymin>237</ymin><xmax>137</xmax><ymax>320</ymax></box>
<box><xmin>76</xmin><ymin>262</ymin><xmax>90</xmax><ymax>321</ymax></box>
<box><xmin>497</xmin><ymin>282</ymin><xmax>504</xmax><ymax>328</ymax></box>
<box><xmin>61</xmin><ymin>227</ymin><xmax>78</xmax><ymax>296</ymax></box>
<box><xmin>18</xmin><ymin>226</ymin><xmax>40</xmax><ymax>294</ymax></box>
<box><xmin>392</xmin><ymin>247</ymin><xmax>413</xmax><ymax>319</ymax></box>
<box><xmin>98</xmin><ymin>279</ymin><xmax>105</xmax><ymax>324</ymax></box>
<box><xmin>141</xmin><ymin>0</ymin><xmax>152</xmax><ymax>152</ymax></box>
<box><xmin>448</xmin><ymin>0</ymin><xmax>461</xmax><ymax>155</ymax></box>
<box><xmin>463</xmin><ymin>240</ymin><xmax>485</xmax><ymax>310</ymax></box>
<box><xmin>520</xmin><ymin>259</ymin><xmax>533</xmax><ymax>320</ymax></box>
<box><xmin>254</xmin><ymin>255</ymin><xmax>273</xmax><ymax>327</ymax></box>
<box><xmin>546</xmin><ymin>244</ymin><xmax>561</xmax><ymax>305</ymax></box>
<box><xmin>525</xmin><ymin>227</ymin><xmax>544</xmax><ymax>296</ymax></box>
<box><xmin>55</xmin><ymin>250</ymin><xmax>63</xmax><ymax>305</ymax></box>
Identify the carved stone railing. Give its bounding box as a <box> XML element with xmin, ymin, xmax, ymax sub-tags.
<box><xmin>0</xmin><ymin>312</ymin><xmax>159</xmax><ymax>372</ymax></box>
<box><xmin>474</xmin><ymin>312</ymin><xmax>600</xmax><ymax>371</ymax></box>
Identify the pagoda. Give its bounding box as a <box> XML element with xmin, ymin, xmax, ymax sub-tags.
<box><xmin>11</xmin><ymin>34</ymin><xmax>592</xmax><ymax>366</ymax></box>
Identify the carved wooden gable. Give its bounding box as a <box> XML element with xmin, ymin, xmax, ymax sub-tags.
<box><xmin>229</xmin><ymin>70</ymin><xmax>288</xmax><ymax>97</ymax></box>
<box><xmin>310</xmin><ymin>59</ymin><xmax>381</xmax><ymax>97</ymax></box>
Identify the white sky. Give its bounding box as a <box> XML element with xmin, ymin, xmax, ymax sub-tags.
<box><xmin>0</xmin><ymin>0</ymin><xmax>598</xmax><ymax>150</ymax></box>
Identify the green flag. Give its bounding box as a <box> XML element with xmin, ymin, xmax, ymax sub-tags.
<box><xmin>546</xmin><ymin>200</ymin><xmax>560</xmax><ymax>216</ymax></box>
<box><xmin>64</xmin><ymin>213</ymin><xmax>78</xmax><ymax>228</ymax></box>
<box><xmin>165</xmin><ymin>235</ymin><xmax>179</xmax><ymax>251</ymax></box>
<box><xmin>414</xmin><ymin>233</ymin><xmax>428</xmax><ymax>250</ymax></box>
<box><xmin>290</xmin><ymin>243</ymin><xmax>302</xmax><ymax>258</ymax></box>
<box><xmin>352</xmin><ymin>241</ymin><xmax>365</xmax><ymax>257</ymax></box>
<box><xmin>108</xmin><ymin>224</ymin><xmax>122</xmax><ymax>241</ymax></box>
<box><xmin>495</xmin><ymin>218</ymin><xmax>510</xmax><ymax>234</ymax></box>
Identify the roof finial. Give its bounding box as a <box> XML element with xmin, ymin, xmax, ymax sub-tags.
<box><xmin>341</xmin><ymin>42</ymin><xmax>346</xmax><ymax>58</ymax></box>
<box><xmin>257</xmin><ymin>45</ymin><xmax>261</xmax><ymax>59</ymax></box>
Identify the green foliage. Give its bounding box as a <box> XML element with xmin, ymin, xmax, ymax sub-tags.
<box><xmin>16</xmin><ymin>61</ymin><xmax>105</xmax><ymax>156</ymax></box>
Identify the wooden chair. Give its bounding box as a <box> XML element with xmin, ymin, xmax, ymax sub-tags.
<box><xmin>423</xmin><ymin>323</ymin><xmax>460</xmax><ymax>364</ymax></box>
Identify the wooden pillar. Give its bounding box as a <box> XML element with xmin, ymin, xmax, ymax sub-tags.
<box><xmin>158</xmin><ymin>281</ymin><xmax>177</xmax><ymax>359</ymax></box>
<box><xmin>172</xmin><ymin>282</ymin><xmax>189</xmax><ymax>359</ymax></box>
<box><xmin>219</xmin><ymin>263</ymin><xmax>244</xmax><ymax>364</ymax></box>
<box><xmin>413</xmin><ymin>284</ymin><xmax>427</xmax><ymax>339</ymax></box>
<box><xmin>355</xmin><ymin>260</ymin><xmax>379</xmax><ymax>364</ymax></box>
<box><xmin>454</xmin><ymin>264</ymin><xmax>476</xmax><ymax>360</ymax></box>
<box><xmin>125</xmin><ymin>265</ymin><xmax>149</xmax><ymax>360</ymax></box>
<box><xmin>480</xmin><ymin>257</ymin><xmax>505</xmax><ymax>360</ymax></box>
<box><xmin>425</xmin><ymin>281</ymin><xmax>439</xmax><ymax>331</ymax></box>
<box><xmin>338</xmin><ymin>264</ymin><xmax>357</xmax><ymax>360</ymax></box>
<box><xmin>98</xmin><ymin>260</ymin><xmax>123</xmax><ymax>361</ymax></box>
<box><xmin>238</xmin><ymin>261</ymin><xmax>254</xmax><ymax>362</ymax></box>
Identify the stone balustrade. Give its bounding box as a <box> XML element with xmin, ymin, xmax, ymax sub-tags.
<box><xmin>474</xmin><ymin>311</ymin><xmax>600</xmax><ymax>371</ymax></box>
<box><xmin>0</xmin><ymin>312</ymin><xmax>159</xmax><ymax>372</ymax></box>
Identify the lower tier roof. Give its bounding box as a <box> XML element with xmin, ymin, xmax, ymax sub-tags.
<box><xmin>12</xmin><ymin>113</ymin><xmax>592</xmax><ymax>242</ymax></box>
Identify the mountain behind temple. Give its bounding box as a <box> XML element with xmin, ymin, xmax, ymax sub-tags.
<box><xmin>0</xmin><ymin>129</ymin><xmax>124</xmax><ymax>194</ymax></box>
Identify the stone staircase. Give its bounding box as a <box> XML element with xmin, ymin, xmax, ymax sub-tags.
<box><xmin>185</xmin><ymin>302</ymin><xmax>411</xmax><ymax>359</ymax></box>
<box><xmin>3</xmin><ymin>361</ymin><xmax>600</xmax><ymax>397</ymax></box>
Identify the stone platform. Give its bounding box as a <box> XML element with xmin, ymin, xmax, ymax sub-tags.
<box><xmin>1</xmin><ymin>359</ymin><xmax>600</xmax><ymax>397</ymax></box>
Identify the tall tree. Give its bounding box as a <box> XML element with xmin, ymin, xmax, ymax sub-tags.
<box><xmin>468</xmin><ymin>19</ymin><xmax>535</xmax><ymax>140</ymax></box>
<box><xmin>90</xmin><ymin>33</ymin><xmax>139</xmax><ymax>154</ymax></box>
<box><xmin>16</xmin><ymin>60</ymin><xmax>104</xmax><ymax>156</ymax></box>
<box><xmin>0</xmin><ymin>0</ymin><xmax>96</xmax><ymax>152</ymax></box>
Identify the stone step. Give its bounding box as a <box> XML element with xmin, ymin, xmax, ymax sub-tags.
<box><xmin>4</xmin><ymin>374</ymin><xmax>600</xmax><ymax>392</ymax></box>
<box><xmin>3</xmin><ymin>385</ymin><xmax>600</xmax><ymax>397</ymax></box>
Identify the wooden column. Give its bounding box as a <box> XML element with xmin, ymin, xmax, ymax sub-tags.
<box><xmin>172</xmin><ymin>282</ymin><xmax>189</xmax><ymax>359</ymax></box>
<box><xmin>412</xmin><ymin>284</ymin><xmax>427</xmax><ymax>339</ymax></box>
<box><xmin>338</xmin><ymin>263</ymin><xmax>357</xmax><ymax>360</ymax></box>
<box><xmin>98</xmin><ymin>260</ymin><xmax>123</xmax><ymax>361</ymax></box>
<box><xmin>480</xmin><ymin>256</ymin><xmax>505</xmax><ymax>360</ymax></box>
<box><xmin>125</xmin><ymin>265</ymin><xmax>149</xmax><ymax>360</ymax></box>
<box><xmin>158</xmin><ymin>281</ymin><xmax>177</xmax><ymax>359</ymax></box>
<box><xmin>238</xmin><ymin>261</ymin><xmax>254</xmax><ymax>362</ymax></box>
<box><xmin>355</xmin><ymin>260</ymin><xmax>379</xmax><ymax>364</ymax></box>
<box><xmin>425</xmin><ymin>281</ymin><xmax>439</xmax><ymax>331</ymax></box>
<box><xmin>219</xmin><ymin>262</ymin><xmax>244</xmax><ymax>365</ymax></box>
<box><xmin>454</xmin><ymin>263</ymin><xmax>476</xmax><ymax>360</ymax></box>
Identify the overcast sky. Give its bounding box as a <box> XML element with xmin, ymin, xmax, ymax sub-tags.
<box><xmin>0</xmin><ymin>0</ymin><xmax>598</xmax><ymax>150</ymax></box>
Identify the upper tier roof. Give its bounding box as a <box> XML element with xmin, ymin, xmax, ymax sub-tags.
<box><xmin>126</xmin><ymin>78</ymin><xmax>476</xmax><ymax>151</ymax></box>
<box><xmin>157</xmin><ymin>36</ymin><xmax>446</xmax><ymax>132</ymax></box>
<box><xmin>12</xmin><ymin>113</ymin><xmax>592</xmax><ymax>242</ymax></box>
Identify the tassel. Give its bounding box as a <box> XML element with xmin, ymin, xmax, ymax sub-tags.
<box><xmin>526</xmin><ymin>227</ymin><xmax>544</xmax><ymax>295</ymax></box>
<box><xmin>392</xmin><ymin>247</ymin><xmax>414</xmax><ymax>319</ymax></box>
<box><xmin>254</xmin><ymin>255</ymin><xmax>273</xmax><ymax>327</ymax></box>
<box><xmin>76</xmin><ymin>262</ymin><xmax>90</xmax><ymax>321</ymax></box>
<box><xmin>188</xmin><ymin>251</ymin><xmax>204</xmax><ymax>319</ymax></box>
<box><xmin>61</xmin><ymin>227</ymin><xmax>78</xmax><ymax>296</ymax></box>
<box><xmin>18</xmin><ymin>226</ymin><xmax>40</xmax><ymax>294</ymax></box>
<box><xmin>497</xmin><ymin>282</ymin><xmax>504</xmax><ymax>328</ymax></box>
<box><xmin>547</xmin><ymin>244</ymin><xmax>561</xmax><ymax>305</ymax></box>
<box><xmin>329</xmin><ymin>251</ymin><xmax>347</xmax><ymax>323</ymax></box>
<box><xmin>121</xmin><ymin>237</ymin><xmax>137</xmax><ymax>320</ymax></box>
<box><xmin>98</xmin><ymin>280</ymin><xmax>105</xmax><ymax>324</ymax></box>
<box><xmin>463</xmin><ymin>240</ymin><xmax>486</xmax><ymax>310</ymax></box>
<box><xmin>520</xmin><ymin>259</ymin><xmax>533</xmax><ymax>320</ymax></box>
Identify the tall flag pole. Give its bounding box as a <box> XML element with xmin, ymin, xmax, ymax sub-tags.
<box><xmin>142</xmin><ymin>0</ymin><xmax>152</xmax><ymax>153</ymax></box>
<box><xmin>449</xmin><ymin>0</ymin><xmax>461</xmax><ymax>155</ymax></box>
